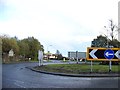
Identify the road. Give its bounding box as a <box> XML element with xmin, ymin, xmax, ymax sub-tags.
<box><xmin>2</xmin><ymin>61</ymin><xmax>119</xmax><ymax>88</ymax></box>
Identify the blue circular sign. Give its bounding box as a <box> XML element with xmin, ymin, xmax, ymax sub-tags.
<box><xmin>104</xmin><ymin>49</ymin><xmax>114</xmax><ymax>60</ymax></box>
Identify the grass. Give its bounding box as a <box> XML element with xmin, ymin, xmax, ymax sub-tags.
<box><xmin>34</xmin><ymin>63</ymin><xmax>120</xmax><ymax>74</ymax></box>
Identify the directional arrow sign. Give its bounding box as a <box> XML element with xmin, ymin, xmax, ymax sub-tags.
<box><xmin>87</xmin><ymin>47</ymin><xmax>120</xmax><ymax>61</ymax></box>
<box><xmin>104</xmin><ymin>49</ymin><xmax>114</xmax><ymax>60</ymax></box>
<box><xmin>105</xmin><ymin>52</ymin><xmax>114</xmax><ymax>57</ymax></box>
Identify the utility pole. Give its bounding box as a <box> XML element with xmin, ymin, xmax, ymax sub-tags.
<box><xmin>47</xmin><ymin>45</ymin><xmax>52</xmax><ymax>60</ymax></box>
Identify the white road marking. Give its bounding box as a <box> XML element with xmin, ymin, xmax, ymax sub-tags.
<box><xmin>14</xmin><ymin>82</ymin><xmax>26</xmax><ymax>88</ymax></box>
<box><xmin>5</xmin><ymin>78</ymin><xmax>26</xmax><ymax>88</ymax></box>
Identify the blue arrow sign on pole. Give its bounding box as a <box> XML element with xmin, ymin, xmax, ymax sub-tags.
<box><xmin>104</xmin><ymin>49</ymin><xmax>114</xmax><ymax>59</ymax></box>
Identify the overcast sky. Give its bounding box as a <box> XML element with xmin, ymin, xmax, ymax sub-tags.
<box><xmin>0</xmin><ymin>0</ymin><xmax>119</xmax><ymax>56</ymax></box>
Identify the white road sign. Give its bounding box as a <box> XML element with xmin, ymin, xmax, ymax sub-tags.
<box><xmin>38</xmin><ymin>50</ymin><xmax>43</xmax><ymax>66</ymax></box>
<box><xmin>9</xmin><ymin>49</ymin><xmax>14</xmax><ymax>56</ymax></box>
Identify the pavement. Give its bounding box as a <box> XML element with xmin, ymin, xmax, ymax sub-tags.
<box><xmin>26</xmin><ymin>66</ymin><xmax>120</xmax><ymax>77</ymax></box>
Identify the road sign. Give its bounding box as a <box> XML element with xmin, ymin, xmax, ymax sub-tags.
<box><xmin>87</xmin><ymin>47</ymin><xmax>120</xmax><ymax>61</ymax></box>
<box><xmin>115</xmin><ymin>50</ymin><xmax>120</xmax><ymax>59</ymax></box>
<box><xmin>38</xmin><ymin>50</ymin><xmax>43</xmax><ymax>66</ymax></box>
<box><xmin>104</xmin><ymin>49</ymin><xmax>114</xmax><ymax>59</ymax></box>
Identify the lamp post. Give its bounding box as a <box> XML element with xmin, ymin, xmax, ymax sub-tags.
<box><xmin>76</xmin><ymin>51</ymin><xmax>78</xmax><ymax>64</ymax></box>
<box><xmin>47</xmin><ymin>45</ymin><xmax>52</xmax><ymax>60</ymax></box>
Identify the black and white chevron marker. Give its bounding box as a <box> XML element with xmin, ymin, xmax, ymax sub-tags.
<box><xmin>89</xmin><ymin>49</ymin><xmax>98</xmax><ymax>59</ymax></box>
<box><xmin>115</xmin><ymin>50</ymin><xmax>120</xmax><ymax>59</ymax></box>
<box><xmin>87</xmin><ymin>47</ymin><xmax>120</xmax><ymax>61</ymax></box>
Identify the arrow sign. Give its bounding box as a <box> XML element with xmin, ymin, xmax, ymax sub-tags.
<box><xmin>115</xmin><ymin>50</ymin><xmax>120</xmax><ymax>59</ymax></box>
<box><xmin>89</xmin><ymin>49</ymin><xmax>98</xmax><ymax>59</ymax></box>
<box><xmin>87</xmin><ymin>47</ymin><xmax>120</xmax><ymax>61</ymax></box>
<box><xmin>105</xmin><ymin>52</ymin><xmax>114</xmax><ymax>57</ymax></box>
<box><xmin>104</xmin><ymin>49</ymin><xmax>114</xmax><ymax>60</ymax></box>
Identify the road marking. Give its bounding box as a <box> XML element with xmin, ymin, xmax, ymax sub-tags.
<box><xmin>14</xmin><ymin>80</ymin><xmax>26</xmax><ymax>88</ymax></box>
<box><xmin>14</xmin><ymin>82</ymin><xmax>26</xmax><ymax>88</ymax></box>
<box><xmin>89</xmin><ymin>49</ymin><xmax>98</xmax><ymax>59</ymax></box>
<box><xmin>14</xmin><ymin>80</ymin><xmax>24</xmax><ymax>84</ymax></box>
<box><xmin>5</xmin><ymin>78</ymin><xmax>26</xmax><ymax>88</ymax></box>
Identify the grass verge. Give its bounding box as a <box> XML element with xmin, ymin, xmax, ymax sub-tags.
<box><xmin>34</xmin><ymin>64</ymin><xmax>120</xmax><ymax>74</ymax></box>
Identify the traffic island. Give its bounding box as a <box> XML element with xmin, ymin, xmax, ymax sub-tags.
<box><xmin>26</xmin><ymin>64</ymin><xmax>120</xmax><ymax>77</ymax></box>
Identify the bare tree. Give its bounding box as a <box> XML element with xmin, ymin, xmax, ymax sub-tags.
<box><xmin>104</xmin><ymin>19</ymin><xmax>117</xmax><ymax>41</ymax></box>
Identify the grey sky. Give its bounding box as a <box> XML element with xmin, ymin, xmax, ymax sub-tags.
<box><xmin>0</xmin><ymin>0</ymin><xmax>119</xmax><ymax>56</ymax></box>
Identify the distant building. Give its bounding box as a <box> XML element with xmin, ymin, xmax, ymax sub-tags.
<box><xmin>43</xmin><ymin>54</ymin><xmax>56</xmax><ymax>60</ymax></box>
<box><xmin>49</xmin><ymin>54</ymin><xmax>56</xmax><ymax>59</ymax></box>
<box><xmin>68</xmin><ymin>51</ymin><xmax>86</xmax><ymax>59</ymax></box>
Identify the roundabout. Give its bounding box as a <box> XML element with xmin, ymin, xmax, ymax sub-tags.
<box><xmin>2</xmin><ymin>61</ymin><xmax>119</xmax><ymax>88</ymax></box>
<box><xmin>27</xmin><ymin>63</ymin><xmax>119</xmax><ymax>77</ymax></box>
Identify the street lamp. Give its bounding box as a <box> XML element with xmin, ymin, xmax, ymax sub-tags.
<box><xmin>47</xmin><ymin>45</ymin><xmax>52</xmax><ymax>60</ymax></box>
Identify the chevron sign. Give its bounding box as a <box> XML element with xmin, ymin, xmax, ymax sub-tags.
<box><xmin>87</xmin><ymin>47</ymin><xmax>120</xmax><ymax>61</ymax></box>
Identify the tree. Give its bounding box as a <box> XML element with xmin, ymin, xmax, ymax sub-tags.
<box><xmin>55</xmin><ymin>50</ymin><xmax>63</xmax><ymax>60</ymax></box>
<box><xmin>2</xmin><ymin>36</ymin><xmax>19</xmax><ymax>55</ymax></box>
<box><xmin>1</xmin><ymin>34</ymin><xmax>44</xmax><ymax>62</ymax></box>
<box><xmin>91</xmin><ymin>20</ymin><xmax>120</xmax><ymax>48</ymax></box>
<box><xmin>1</xmin><ymin>35</ymin><xmax>19</xmax><ymax>62</ymax></box>
<box><xmin>18</xmin><ymin>40</ymin><xmax>29</xmax><ymax>59</ymax></box>
<box><xmin>91</xmin><ymin>35</ymin><xmax>120</xmax><ymax>48</ymax></box>
<box><xmin>104</xmin><ymin>19</ymin><xmax>118</xmax><ymax>41</ymax></box>
<box><xmin>57</xmin><ymin>54</ymin><xmax>63</xmax><ymax>60</ymax></box>
<box><xmin>109</xmin><ymin>39</ymin><xmax>120</xmax><ymax>48</ymax></box>
<box><xmin>18</xmin><ymin>37</ymin><xmax>44</xmax><ymax>60</ymax></box>
<box><xmin>56</xmin><ymin>50</ymin><xmax>60</xmax><ymax>55</ymax></box>
<box><xmin>91</xmin><ymin>35</ymin><xmax>107</xmax><ymax>47</ymax></box>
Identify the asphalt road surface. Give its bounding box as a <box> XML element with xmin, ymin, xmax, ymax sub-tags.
<box><xmin>2</xmin><ymin>62</ymin><xmax>119</xmax><ymax>88</ymax></box>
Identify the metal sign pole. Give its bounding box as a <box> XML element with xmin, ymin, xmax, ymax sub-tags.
<box><xmin>41</xmin><ymin>51</ymin><xmax>43</xmax><ymax>65</ymax></box>
<box><xmin>39</xmin><ymin>59</ymin><xmax>40</xmax><ymax>66</ymax></box>
<box><xmin>109</xmin><ymin>60</ymin><xmax>112</xmax><ymax>72</ymax></box>
<box><xmin>91</xmin><ymin>60</ymin><xmax>93</xmax><ymax>72</ymax></box>
<box><xmin>76</xmin><ymin>51</ymin><xmax>78</xmax><ymax>64</ymax></box>
<box><xmin>41</xmin><ymin>58</ymin><xmax>43</xmax><ymax>65</ymax></box>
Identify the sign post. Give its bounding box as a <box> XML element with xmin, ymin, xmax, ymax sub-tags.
<box><xmin>109</xmin><ymin>61</ymin><xmax>112</xmax><ymax>72</ymax></box>
<box><xmin>38</xmin><ymin>50</ymin><xmax>43</xmax><ymax>66</ymax></box>
<box><xmin>91</xmin><ymin>60</ymin><xmax>93</xmax><ymax>72</ymax></box>
<box><xmin>76</xmin><ymin>51</ymin><xmax>78</xmax><ymax>64</ymax></box>
<box><xmin>87</xmin><ymin>47</ymin><xmax>120</xmax><ymax>72</ymax></box>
